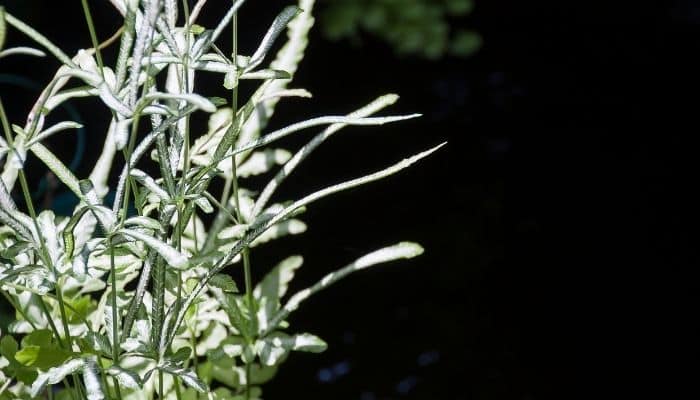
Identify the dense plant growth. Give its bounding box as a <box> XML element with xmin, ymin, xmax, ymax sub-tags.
<box><xmin>0</xmin><ymin>1</ymin><xmax>442</xmax><ymax>398</ymax></box>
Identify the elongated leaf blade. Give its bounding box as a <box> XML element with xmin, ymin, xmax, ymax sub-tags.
<box><xmin>0</xmin><ymin>46</ymin><xmax>46</xmax><ymax>58</ymax></box>
<box><xmin>246</xmin><ymin>6</ymin><xmax>302</xmax><ymax>73</ymax></box>
<box><xmin>252</xmin><ymin>93</ymin><xmax>399</xmax><ymax>215</ymax></box>
<box><xmin>30</xmin><ymin>358</ymin><xmax>85</xmax><ymax>397</ymax></box>
<box><xmin>30</xmin><ymin>142</ymin><xmax>82</xmax><ymax>199</ymax></box>
<box><xmin>265</xmin><ymin>242</ymin><xmax>424</xmax><ymax>334</ymax></box>
<box><xmin>120</xmin><ymin>229</ymin><xmax>189</xmax><ymax>269</ymax></box>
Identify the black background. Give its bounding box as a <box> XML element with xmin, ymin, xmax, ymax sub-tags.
<box><xmin>1</xmin><ymin>0</ymin><xmax>698</xmax><ymax>399</ymax></box>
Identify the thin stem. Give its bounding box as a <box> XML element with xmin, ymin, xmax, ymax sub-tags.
<box><xmin>174</xmin><ymin>377</ymin><xmax>183</xmax><ymax>400</ymax></box>
<box><xmin>37</xmin><ymin>297</ymin><xmax>65</xmax><ymax>348</ymax></box>
<box><xmin>109</xmin><ymin>238</ymin><xmax>124</xmax><ymax>400</ymax></box>
<box><xmin>0</xmin><ymin>291</ymin><xmax>37</xmax><ymax>330</ymax></box>
<box><xmin>80</xmin><ymin>0</ymin><xmax>105</xmax><ymax>73</ymax></box>
<box><xmin>229</xmin><ymin>9</ymin><xmax>253</xmax><ymax>400</ymax></box>
<box><xmin>158</xmin><ymin>370</ymin><xmax>164</xmax><ymax>400</ymax></box>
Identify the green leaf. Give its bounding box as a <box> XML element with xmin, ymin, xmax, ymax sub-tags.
<box><xmin>19</xmin><ymin>330</ymin><xmax>73</xmax><ymax>371</ymax></box>
<box><xmin>16</xmin><ymin>338</ymin><xmax>72</xmax><ymax>369</ymax></box>
<box><xmin>21</xmin><ymin>329</ymin><xmax>52</xmax><ymax>348</ymax></box>
<box><xmin>169</xmin><ymin>346</ymin><xmax>193</xmax><ymax>364</ymax></box>
<box><xmin>65</xmin><ymin>295</ymin><xmax>94</xmax><ymax>324</ymax></box>
<box><xmin>209</xmin><ymin>273</ymin><xmax>239</xmax><ymax>293</ymax></box>
<box><xmin>190</xmin><ymin>24</ymin><xmax>206</xmax><ymax>35</ymax></box>
<box><xmin>0</xmin><ymin>335</ymin><xmax>18</xmax><ymax>359</ymax></box>
<box><xmin>15</xmin><ymin>346</ymin><xmax>41</xmax><ymax>366</ymax></box>
<box><xmin>1</xmin><ymin>335</ymin><xmax>38</xmax><ymax>384</ymax></box>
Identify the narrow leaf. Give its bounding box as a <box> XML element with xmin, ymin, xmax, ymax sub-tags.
<box><xmin>3</xmin><ymin>11</ymin><xmax>75</xmax><ymax>67</ymax></box>
<box><xmin>30</xmin><ymin>142</ymin><xmax>82</xmax><ymax>199</ymax></box>
<box><xmin>120</xmin><ymin>228</ymin><xmax>189</xmax><ymax>269</ymax></box>
<box><xmin>231</xmin><ymin>114</ymin><xmax>422</xmax><ymax>158</ymax></box>
<box><xmin>26</xmin><ymin>121</ymin><xmax>82</xmax><ymax>147</ymax></box>
<box><xmin>266</xmin><ymin>242</ymin><xmax>424</xmax><ymax>334</ymax></box>
<box><xmin>246</xmin><ymin>6</ymin><xmax>302</xmax><ymax>73</ymax></box>
<box><xmin>209</xmin><ymin>273</ymin><xmax>239</xmax><ymax>293</ymax></box>
<box><xmin>252</xmin><ymin>93</ymin><xmax>399</xmax><ymax>215</ymax></box>
<box><xmin>0</xmin><ymin>46</ymin><xmax>46</xmax><ymax>58</ymax></box>
<box><xmin>30</xmin><ymin>358</ymin><xmax>85</xmax><ymax>397</ymax></box>
<box><xmin>142</xmin><ymin>92</ymin><xmax>217</xmax><ymax>113</ymax></box>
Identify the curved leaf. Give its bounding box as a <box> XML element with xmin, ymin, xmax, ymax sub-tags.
<box><xmin>264</xmin><ymin>242</ymin><xmax>424</xmax><ymax>335</ymax></box>
<box><xmin>120</xmin><ymin>228</ymin><xmax>189</xmax><ymax>270</ymax></box>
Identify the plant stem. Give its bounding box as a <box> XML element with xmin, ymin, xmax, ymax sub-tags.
<box><xmin>109</xmin><ymin>238</ymin><xmax>123</xmax><ymax>400</ymax></box>
<box><xmin>229</xmin><ymin>8</ymin><xmax>254</xmax><ymax>400</ymax></box>
<box><xmin>80</xmin><ymin>0</ymin><xmax>105</xmax><ymax>73</ymax></box>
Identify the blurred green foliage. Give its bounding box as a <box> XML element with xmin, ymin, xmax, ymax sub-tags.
<box><xmin>320</xmin><ymin>0</ymin><xmax>480</xmax><ymax>59</ymax></box>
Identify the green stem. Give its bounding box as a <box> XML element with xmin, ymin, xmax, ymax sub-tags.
<box><xmin>0</xmin><ymin>292</ymin><xmax>36</xmax><ymax>330</ymax></box>
<box><xmin>109</xmin><ymin>238</ymin><xmax>124</xmax><ymax>400</ymax></box>
<box><xmin>229</xmin><ymin>9</ymin><xmax>254</xmax><ymax>399</ymax></box>
<box><xmin>158</xmin><ymin>370</ymin><xmax>164</xmax><ymax>400</ymax></box>
<box><xmin>37</xmin><ymin>297</ymin><xmax>65</xmax><ymax>348</ymax></box>
<box><xmin>80</xmin><ymin>0</ymin><xmax>105</xmax><ymax>72</ymax></box>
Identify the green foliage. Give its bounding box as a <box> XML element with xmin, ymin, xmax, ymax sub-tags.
<box><xmin>0</xmin><ymin>0</ymin><xmax>442</xmax><ymax>398</ymax></box>
<box><xmin>320</xmin><ymin>0</ymin><xmax>480</xmax><ymax>59</ymax></box>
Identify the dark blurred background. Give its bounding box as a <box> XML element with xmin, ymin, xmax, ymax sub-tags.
<box><xmin>1</xmin><ymin>0</ymin><xmax>698</xmax><ymax>399</ymax></box>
